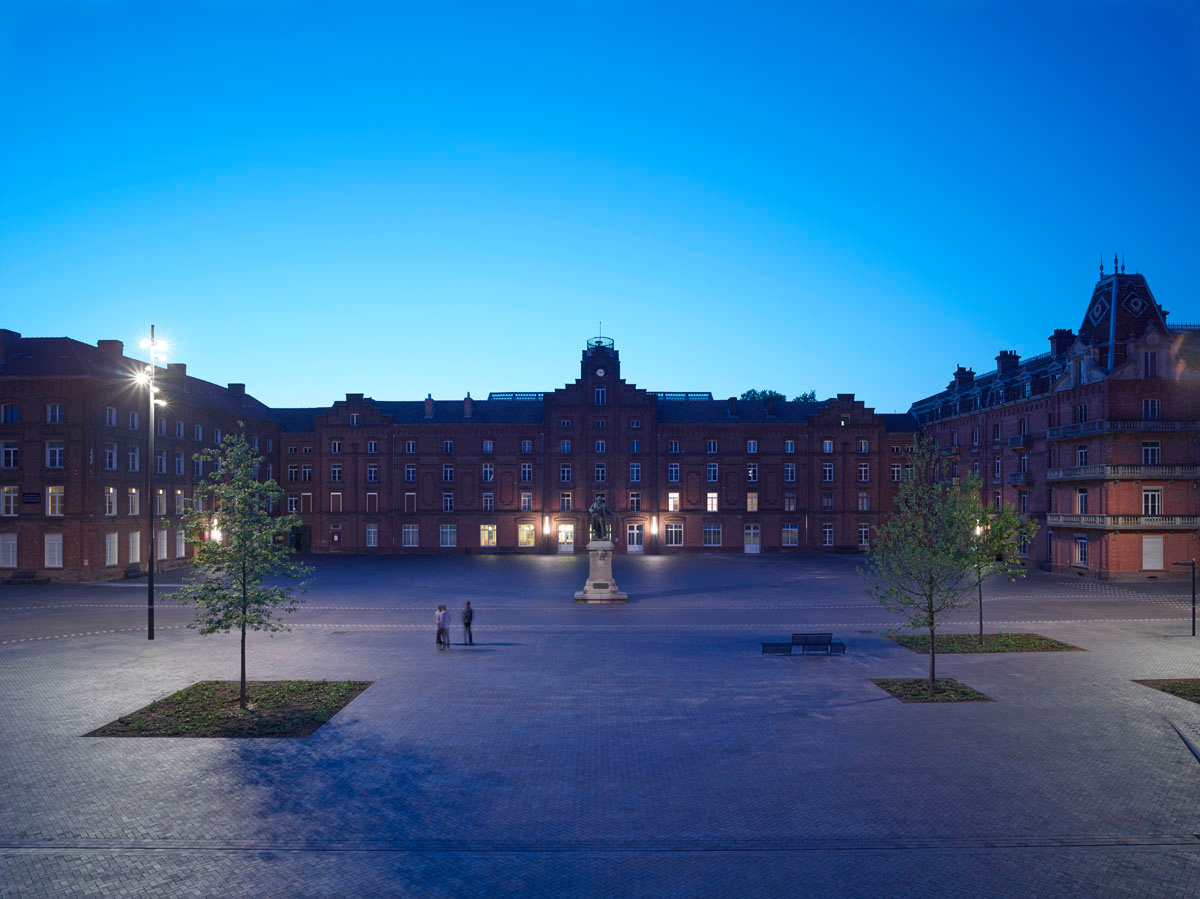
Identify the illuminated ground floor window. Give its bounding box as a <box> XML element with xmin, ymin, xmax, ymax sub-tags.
<box><xmin>479</xmin><ymin>524</ymin><xmax>497</xmax><ymax>547</ymax></box>
<box><xmin>518</xmin><ymin>524</ymin><xmax>536</xmax><ymax>547</ymax></box>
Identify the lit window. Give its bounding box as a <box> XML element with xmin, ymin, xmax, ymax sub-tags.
<box><xmin>479</xmin><ymin>524</ymin><xmax>497</xmax><ymax>547</ymax></box>
<box><xmin>706</xmin><ymin>492</ymin><xmax>718</xmax><ymax>512</ymax></box>
<box><xmin>46</xmin><ymin>486</ymin><xmax>64</xmax><ymax>517</ymax></box>
<box><xmin>668</xmin><ymin>492</ymin><xmax>680</xmax><ymax>512</ymax></box>
<box><xmin>746</xmin><ymin>492</ymin><xmax>758</xmax><ymax>512</ymax></box>
<box><xmin>518</xmin><ymin>524</ymin><xmax>536</xmax><ymax>547</ymax></box>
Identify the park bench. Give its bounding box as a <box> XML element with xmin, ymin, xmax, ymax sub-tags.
<box><xmin>761</xmin><ymin>643</ymin><xmax>793</xmax><ymax>655</ymax></box>
<box><xmin>791</xmin><ymin>633</ymin><xmax>847</xmax><ymax>655</ymax></box>
<box><xmin>4</xmin><ymin>569</ymin><xmax>38</xmax><ymax>585</ymax></box>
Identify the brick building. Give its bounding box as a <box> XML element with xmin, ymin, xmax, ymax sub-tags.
<box><xmin>909</xmin><ymin>263</ymin><xmax>1200</xmax><ymax>579</ymax></box>
<box><xmin>275</xmin><ymin>338</ymin><xmax>917</xmax><ymax>558</ymax></box>
<box><xmin>0</xmin><ymin>330</ymin><xmax>280</xmax><ymax>581</ymax></box>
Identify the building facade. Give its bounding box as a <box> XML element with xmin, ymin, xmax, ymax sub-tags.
<box><xmin>909</xmin><ymin>264</ymin><xmax>1200</xmax><ymax>579</ymax></box>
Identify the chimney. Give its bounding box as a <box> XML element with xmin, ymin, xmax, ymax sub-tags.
<box><xmin>995</xmin><ymin>350</ymin><xmax>1020</xmax><ymax>374</ymax></box>
<box><xmin>1049</xmin><ymin>329</ymin><xmax>1075</xmax><ymax>358</ymax></box>
<box><xmin>424</xmin><ymin>394</ymin><xmax>434</xmax><ymax>419</ymax></box>
<box><xmin>952</xmin><ymin>365</ymin><xmax>975</xmax><ymax>390</ymax></box>
<box><xmin>726</xmin><ymin>396</ymin><xmax>737</xmax><ymax>417</ymax></box>
<box><xmin>227</xmin><ymin>383</ymin><xmax>245</xmax><ymax>399</ymax></box>
<box><xmin>765</xmin><ymin>396</ymin><xmax>776</xmax><ymax>416</ymax></box>
<box><xmin>464</xmin><ymin>392</ymin><xmax>473</xmax><ymax>418</ymax></box>
<box><xmin>346</xmin><ymin>393</ymin><xmax>364</xmax><ymax>403</ymax></box>
<box><xmin>166</xmin><ymin>362</ymin><xmax>187</xmax><ymax>379</ymax></box>
<box><xmin>0</xmin><ymin>329</ymin><xmax>20</xmax><ymax>364</ymax></box>
<box><xmin>97</xmin><ymin>339</ymin><xmax>124</xmax><ymax>357</ymax></box>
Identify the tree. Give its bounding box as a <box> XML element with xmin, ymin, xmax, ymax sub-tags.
<box><xmin>792</xmin><ymin>389</ymin><xmax>818</xmax><ymax>402</ymax></box>
<box><xmin>860</xmin><ymin>435</ymin><xmax>980</xmax><ymax>696</ymax></box>
<box><xmin>969</xmin><ymin>503</ymin><xmax>1038</xmax><ymax>644</ymax></box>
<box><xmin>739</xmin><ymin>388</ymin><xmax>787</xmax><ymax>402</ymax></box>
<box><xmin>175</xmin><ymin>427</ymin><xmax>311</xmax><ymax>708</ymax></box>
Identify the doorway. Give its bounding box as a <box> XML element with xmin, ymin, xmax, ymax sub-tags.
<box><xmin>743</xmin><ymin>523</ymin><xmax>761</xmax><ymax>554</ymax></box>
<box><xmin>627</xmin><ymin>523</ymin><xmax>644</xmax><ymax>553</ymax></box>
<box><xmin>557</xmin><ymin>523</ymin><xmax>575</xmax><ymax>553</ymax></box>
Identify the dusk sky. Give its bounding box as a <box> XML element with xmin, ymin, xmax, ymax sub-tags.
<box><xmin>2</xmin><ymin>1</ymin><xmax>1197</xmax><ymax>413</ymax></box>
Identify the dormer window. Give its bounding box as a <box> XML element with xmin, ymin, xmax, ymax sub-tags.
<box><xmin>349</xmin><ymin>413</ymin><xmax>359</xmax><ymax>427</ymax></box>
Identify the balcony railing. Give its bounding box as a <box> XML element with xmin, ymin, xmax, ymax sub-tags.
<box><xmin>1007</xmin><ymin>471</ymin><xmax>1030</xmax><ymax>484</ymax></box>
<box><xmin>1007</xmin><ymin>435</ymin><xmax>1030</xmax><ymax>448</ymax></box>
<box><xmin>1047</xmin><ymin>419</ymin><xmax>1200</xmax><ymax>440</ymax></box>
<box><xmin>1046</xmin><ymin>464</ymin><xmax>1200</xmax><ymax>481</ymax></box>
<box><xmin>1046</xmin><ymin>513</ymin><xmax>1200</xmax><ymax>530</ymax></box>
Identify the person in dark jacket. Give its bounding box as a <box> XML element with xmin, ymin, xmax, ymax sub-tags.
<box><xmin>462</xmin><ymin>600</ymin><xmax>474</xmax><ymax>645</ymax></box>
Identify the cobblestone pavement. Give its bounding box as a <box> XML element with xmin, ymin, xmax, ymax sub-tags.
<box><xmin>3</xmin><ymin>555</ymin><xmax>1200</xmax><ymax>897</ymax></box>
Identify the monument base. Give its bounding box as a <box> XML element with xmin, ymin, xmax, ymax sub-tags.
<box><xmin>573</xmin><ymin>540</ymin><xmax>629</xmax><ymax>603</ymax></box>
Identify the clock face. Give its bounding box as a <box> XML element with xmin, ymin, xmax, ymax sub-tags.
<box><xmin>596</xmin><ymin>368</ymin><xmax>606</xmax><ymax>377</ymax></box>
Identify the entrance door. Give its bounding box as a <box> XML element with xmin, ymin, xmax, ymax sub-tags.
<box><xmin>1142</xmin><ymin>534</ymin><xmax>1164</xmax><ymax>570</ymax></box>
<box><xmin>744</xmin><ymin>523</ymin><xmax>761</xmax><ymax>554</ymax></box>
<box><xmin>557</xmin><ymin>523</ymin><xmax>575</xmax><ymax>553</ymax></box>
<box><xmin>330</xmin><ymin>529</ymin><xmax>341</xmax><ymax>552</ymax></box>
<box><xmin>627</xmin><ymin>523</ymin><xmax>644</xmax><ymax>553</ymax></box>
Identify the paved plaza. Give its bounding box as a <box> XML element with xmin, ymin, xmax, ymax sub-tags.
<box><xmin>3</xmin><ymin>554</ymin><xmax>1200</xmax><ymax>897</ymax></box>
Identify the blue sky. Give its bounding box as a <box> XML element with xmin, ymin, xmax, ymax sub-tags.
<box><xmin>2</xmin><ymin>1</ymin><xmax>1197</xmax><ymax>412</ymax></box>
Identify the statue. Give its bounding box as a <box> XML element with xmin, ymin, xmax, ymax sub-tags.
<box><xmin>587</xmin><ymin>496</ymin><xmax>614</xmax><ymax>541</ymax></box>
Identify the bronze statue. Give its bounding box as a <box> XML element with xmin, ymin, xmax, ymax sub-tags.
<box><xmin>587</xmin><ymin>496</ymin><xmax>614</xmax><ymax>541</ymax></box>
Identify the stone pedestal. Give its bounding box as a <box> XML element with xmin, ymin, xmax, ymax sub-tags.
<box><xmin>573</xmin><ymin>540</ymin><xmax>629</xmax><ymax>603</ymax></box>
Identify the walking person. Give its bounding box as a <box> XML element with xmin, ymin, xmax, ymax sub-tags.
<box><xmin>462</xmin><ymin>600</ymin><xmax>474</xmax><ymax>646</ymax></box>
<box><xmin>435</xmin><ymin>604</ymin><xmax>451</xmax><ymax>650</ymax></box>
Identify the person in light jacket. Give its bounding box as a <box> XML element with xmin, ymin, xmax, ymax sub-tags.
<box><xmin>435</xmin><ymin>604</ymin><xmax>451</xmax><ymax>650</ymax></box>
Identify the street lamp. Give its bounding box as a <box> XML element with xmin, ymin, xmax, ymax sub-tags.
<box><xmin>1173</xmin><ymin>559</ymin><xmax>1197</xmax><ymax>637</ymax></box>
<box><xmin>133</xmin><ymin>327</ymin><xmax>168</xmax><ymax>640</ymax></box>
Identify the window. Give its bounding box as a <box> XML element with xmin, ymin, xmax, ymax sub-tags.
<box><xmin>595</xmin><ymin>440</ymin><xmax>606</xmax><ymax>453</ymax></box>
<box><xmin>857</xmin><ymin>492</ymin><xmax>870</xmax><ymax>511</ymax></box>
<box><xmin>104</xmin><ymin>406</ymin><xmax>117</xmax><ymax>427</ymax></box>
<box><xmin>482</xmin><ymin>492</ymin><xmax>494</xmax><ymax>511</ymax></box>
<box><xmin>1142</xmin><ymin>441</ymin><xmax>1161</xmax><ymax>465</ymax></box>
<box><xmin>326</xmin><ymin>439</ymin><xmax>339</xmax><ymax>454</ymax></box>
<box><xmin>1076</xmin><ymin>444</ymin><xmax>1088</xmax><ymax>467</ymax></box>
<box><xmin>560</xmin><ymin>440</ymin><xmax>572</xmax><ymax>454</ymax></box>
<box><xmin>1</xmin><ymin>441</ymin><xmax>17</xmax><ymax>469</ymax></box>
<box><xmin>706</xmin><ymin>492</ymin><xmax>718</xmax><ymax>512</ymax></box>
<box><xmin>441</xmin><ymin>440</ymin><xmax>453</xmax><ymax>455</ymax></box>
<box><xmin>559</xmin><ymin>419</ymin><xmax>572</xmax><ymax>429</ymax></box>
<box><xmin>297</xmin><ymin>463</ymin><xmax>311</xmax><ymax>483</ymax></box>
<box><xmin>951</xmin><ymin>432</ymin><xmax>959</xmax><ymax>448</ymax></box>
<box><xmin>287</xmin><ymin>494</ymin><xmax>298</xmax><ymax>512</ymax></box>
<box><xmin>629</xmin><ymin>419</ymin><xmax>641</xmax><ymax>429</ymax></box>
<box><xmin>993</xmin><ymin>491</ymin><xmax>1001</xmax><ymax>511</ymax></box>
<box><xmin>594</xmin><ymin>386</ymin><xmax>606</xmax><ymax>406</ymax></box>
<box><xmin>630</xmin><ymin>440</ymin><xmax>641</xmax><ymax>454</ymax></box>
<box><xmin>703</xmin><ymin>524</ymin><xmax>722</xmax><ymax>547</ymax></box>
<box><xmin>349</xmin><ymin>413</ymin><xmax>359</xmax><ymax>427</ymax></box>
<box><xmin>266</xmin><ymin>439</ymin><xmax>272</xmax><ymax>453</ymax></box>
<box><xmin>1142</xmin><ymin>398</ymin><xmax>1160</xmax><ymax>420</ymax></box>
<box><xmin>784</xmin><ymin>463</ymin><xmax>796</xmax><ymax>482</ymax></box>
<box><xmin>2</xmin><ymin>486</ymin><xmax>18</xmax><ymax>516</ymax></box>
<box><xmin>479</xmin><ymin>524</ymin><xmax>497</xmax><ymax>547</ymax></box>
<box><xmin>193</xmin><ymin>495</ymin><xmax>204</xmax><ymax>512</ymax></box>
<box><xmin>439</xmin><ymin>524</ymin><xmax>457</xmax><ymax>548</ymax></box>
<box><xmin>668</xmin><ymin>440</ymin><xmax>679</xmax><ymax>454</ymax></box>
<box><xmin>127</xmin><ymin>487</ymin><xmax>139</xmax><ymax>515</ymax></box>
<box><xmin>43</xmin><ymin>486</ymin><xmax>63</xmax><ymax>517</ymax></box>
<box><xmin>707</xmin><ymin>440</ymin><xmax>718</xmax><ymax>454</ymax></box>
<box><xmin>402</xmin><ymin>524</ymin><xmax>419</xmax><ymax>547</ymax></box>
<box><xmin>822</xmin><ymin>463</ymin><xmax>834</xmax><ymax>482</ymax></box>
<box><xmin>128</xmin><ymin>447</ymin><xmax>139</xmax><ymax>472</ymax></box>
<box><xmin>628</xmin><ymin>492</ymin><xmax>641</xmax><ymax>512</ymax></box>
<box><xmin>192</xmin><ymin>424</ymin><xmax>202</xmax><ymax>442</ymax></box>
<box><xmin>821</xmin><ymin>492</ymin><xmax>834</xmax><ymax>511</ymax></box>
<box><xmin>477</xmin><ymin>462</ymin><xmax>492</xmax><ymax>484</ymax></box>
<box><xmin>518</xmin><ymin>524</ymin><xmax>536</xmax><ymax>547</ymax></box>
<box><xmin>520</xmin><ymin>463</ymin><xmax>533</xmax><ymax>482</ymax></box>
<box><xmin>175</xmin><ymin>452</ymin><xmax>184</xmax><ymax>475</ymax></box>
<box><xmin>1143</xmin><ymin>488</ymin><xmax>1162</xmax><ymax>516</ymax></box>
<box><xmin>520</xmin><ymin>491</ymin><xmax>533</xmax><ymax>511</ymax></box>
<box><xmin>747</xmin><ymin>440</ymin><xmax>758</xmax><ymax>454</ymax></box>
<box><xmin>560</xmin><ymin>464</ymin><xmax>572</xmax><ymax>483</ymax></box>
<box><xmin>330</xmin><ymin>464</ymin><xmax>343</xmax><ymax>483</ymax></box>
<box><xmin>214</xmin><ymin>428</ymin><xmax>222</xmax><ymax>445</ymax></box>
<box><xmin>668</xmin><ymin>492</ymin><xmax>680</xmax><ymax>512</ymax></box>
<box><xmin>155</xmin><ymin>489</ymin><xmax>166</xmax><ymax>515</ymax></box>
<box><xmin>405</xmin><ymin>440</ymin><xmax>417</xmax><ymax>454</ymax></box>
<box><xmin>45</xmin><ymin>533</ymin><xmax>64</xmax><ymax>568</ymax></box>
<box><xmin>157</xmin><ymin>417</ymin><xmax>166</xmax><ymax>437</ymax></box>
<box><xmin>481</xmin><ymin>440</ymin><xmax>493</xmax><ymax>454</ymax></box>
<box><xmin>1074</xmin><ymin>535</ymin><xmax>1088</xmax><ymax>566</ymax></box>
<box><xmin>156</xmin><ymin>528</ymin><xmax>168</xmax><ymax>561</ymax></box>
<box><xmin>521</xmin><ymin>440</ymin><xmax>533</xmax><ymax>454</ymax></box>
<box><xmin>993</xmin><ymin>458</ymin><xmax>1001</xmax><ymax>480</ymax></box>
<box><xmin>858</xmin><ymin>439</ymin><xmax>869</xmax><ymax>453</ymax></box>
<box><xmin>443</xmin><ymin>464</ymin><xmax>454</xmax><ymax>483</ymax></box>
<box><xmin>663</xmin><ymin>523</ymin><xmax>683</xmax><ymax>546</ymax></box>
<box><xmin>367</xmin><ymin>463</ymin><xmax>379</xmax><ymax>483</ymax></box>
<box><xmin>364</xmin><ymin>523</ymin><xmax>378</xmax><ymax>547</ymax></box>
<box><xmin>1019</xmin><ymin>454</ymin><xmax>1028</xmax><ymax>473</ymax></box>
<box><xmin>128</xmin><ymin>531</ymin><xmax>140</xmax><ymax>564</ymax></box>
<box><xmin>105</xmin><ymin>532</ymin><xmax>118</xmax><ymax>566</ymax></box>
<box><xmin>1074</xmin><ymin>404</ymin><xmax>1088</xmax><ymax>424</ymax></box>
<box><xmin>1144</xmin><ymin>351</ymin><xmax>1158</xmax><ymax>377</ymax></box>
<box><xmin>368</xmin><ymin>440</ymin><xmax>379</xmax><ymax>454</ymax></box>
<box><xmin>782</xmin><ymin>524</ymin><xmax>799</xmax><ymax>546</ymax></box>
<box><xmin>405</xmin><ymin>464</ymin><xmax>416</xmax><ymax>483</ymax></box>
<box><xmin>629</xmin><ymin>463</ymin><xmax>641</xmax><ymax>482</ymax></box>
<box><xmin>1020</xmin><ymin>491</ymin><xmax>1028</xmax><ymax>513</ymax></box>
<box><xmin>45</xmin><ymin>403</ymin><xmax>63</xmax><ymax>424</ymax></box>
<box><xmin>595</xmin><ymin>463</ymin><xmax>606</xmax><ymax>483</ymax></box>
<box><xmin>176</xmin><ymin>530</ymin><xmax>186</xmax><ymax>558</ymax></box>
<box><xmin>822</xmin><ymin>439</ymin><xmax>833</xmax><ymax>454</ymax></box>
<box><xmin>785</xmin><ymin>440</ymin><xmax>795</xmax><ymax>454</ymax></box>
<box><xmin>821</xmin><ymin>523</ymin><xmax>834</xmax><ymax>546</ymax></box>
<box><xmin>706</xmin><ymin>463</ymin><xmax>718</xmax><ymax>482</ymax></box>
<box><xmin>45</xmin><ymin>441</ymin><xmax>64</xmax><ymax>469</ymax></box>
<box><xmin>992</xmin><ymin>423</ymin><xmax>1001</xmax><ymax>442</ymax></box>
<box><xmin>560</xmin><ymin>492</ymin><xmax>572</xmax><ymax>511</ymax></box>
<box><xmin>668</xmin><ymin>463</ymin><xmax>680</xmax><ymax>482</ymax></box>
<box><xmin>129</xmin><ymin>411</ymin><xmax>139</xmax><ymax>431</ymax></box>
<box><xmin>442</xmin><ymin>492</ymin><xmax>454</xmax><ymax>512</ymax></box>
<box><xmin>194</xmin><ymin>457</ymin><xmax>204</xmax><ymax>478</ymax></box>
<box><xmin>891</xmin><ymin>463</ymin><xmax>902</xmax><ymax>482</ymax></box>
<box><xmin>176</xmin><ymin>421</ymin><xmax>184</xmax><ymax>438</ymax></box>
<box><xmin>287</xmin><ymin>446</ymin><xmax>297</xmax><ymax>454</ymax></box>
<box><xmin>156</xmin><ymin>450</ymin><xmax>166</xmax><ymax>474</ymax></box>
<box><xmin>287</xmin><ymin>465</ymin><xmax>298</xmax><ymax>483</ymax></box>
<box><xmin>858</xmin><ymin>524</ymin><xmax>870</xmax><ymax>547</ymax></box>
<box><xmin>746</xmin><ymin>463</ymin><xmax>758</xmax><ymax>483</ymax></box>
<box><xmin>1</xmin><ymin>404</ymin><xmax>17</xmax><ymax>424</ymax></box>
<box><xmin>746</xmin><ymin>492</ymin><xmax>758</xmax><ymax>512</ymax></box>
<box><xmin>330</xmin><ymin>492</ymin><xmax>342</xmax><ymax>513</ymax></box>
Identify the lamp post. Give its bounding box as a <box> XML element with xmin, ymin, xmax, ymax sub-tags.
<box><xmin>134</xmin><ymin>327</ymin><xmax>167</xmax><ymax>641</ymax></box>
<box><xmin>1173</xmin><ymin>560</ymin><xmax>1197</xmax><ymax>637</ymax></box>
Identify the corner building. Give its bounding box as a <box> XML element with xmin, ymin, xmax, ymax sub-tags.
<box><xmin>278</xmin><ymin>338</ymin><xmax>917</xmax><ymax>557</ymax></box>
<box><xmin>909</xmin><ymin>266</ymin><xmax>1200</xmax><ymax>579</ymax></box>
